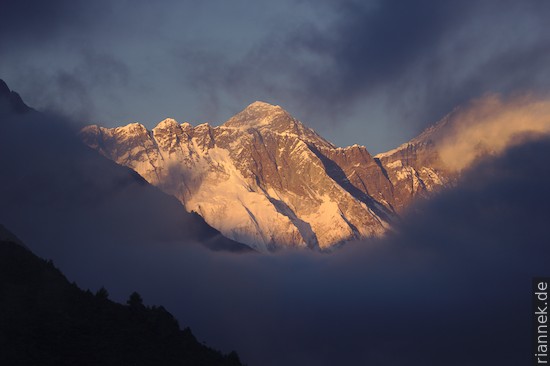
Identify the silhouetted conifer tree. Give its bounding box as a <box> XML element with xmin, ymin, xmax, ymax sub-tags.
<box><xmin>227</xmin><ymin>351</ymin><xmax>243</xmax><ymax>365</ymax></box>
<box><xmin>127</xmin><ymin>291</ymin><xmax>144</xmax><ymax>308</ymax></box>
<box><xmin>95</xmin><ymin>286</ymin><xmax>109</xmax><ymax>300</ymax></box>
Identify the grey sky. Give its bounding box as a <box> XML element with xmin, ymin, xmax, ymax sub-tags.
<box><xmin>1</xmin><ymin>0</ymin><xmax>549</xmax><ymax>153</ymax></box>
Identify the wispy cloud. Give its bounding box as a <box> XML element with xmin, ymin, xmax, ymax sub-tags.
<box><xmin>434</xmin><ymin>94</ymin><xmax>550</xmax><ymax>171</ymax></box>
<box><xmin>12</xmin><ymin>51</ymin><xmax>131</xmax><ymax>123</ymax></box>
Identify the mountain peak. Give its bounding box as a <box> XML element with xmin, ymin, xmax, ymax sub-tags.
<box><xmin>224</xmin><ymin>101</ymin><xmax>288</xmax><ymax>129</ymax></box>
<box><xmin>222</xmin><ymin>101</ymin><xmax>335</xmax><ymax>149</ymax></box>
<box><xmin>246</xmin><ymin>100</ymin><xmax>281</xmax><ymax>111</ymax></box>
<box><xmin>153</xmin><ymin>118</ymin><xmax>179</xmax><ymax>130</ymax></box>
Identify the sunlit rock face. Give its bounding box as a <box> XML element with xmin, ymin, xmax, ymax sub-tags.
<box><xmin>81</xmin><ymin>102</ymin><xmax>450</xmax><ymax>251</ymax></box>
<box><xmin>373</xmin><ymin>119</ymin><xmax>456</xmax><ymax>212</ymax></box>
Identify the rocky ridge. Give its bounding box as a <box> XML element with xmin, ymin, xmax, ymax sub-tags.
<box><xmin>81</xmin><ymin>102</ymin><xmax>452</xmax><ymax>251</ymax></box>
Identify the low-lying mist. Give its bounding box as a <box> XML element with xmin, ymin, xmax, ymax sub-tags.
<box><xmin>57</xmin><ymin>138</ymin><xmax>550</xmax><ymax>366</ymax></box>
<box><xmin>1</xmin><ymin>96</ymin><xmax>549</xmax><ymax>365</ymax></box>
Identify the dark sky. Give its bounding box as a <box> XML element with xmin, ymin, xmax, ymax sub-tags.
<box><xmin>1</xmin><ymin>0</ymin><xmax>550</xmax><ymax>152</ymax></box>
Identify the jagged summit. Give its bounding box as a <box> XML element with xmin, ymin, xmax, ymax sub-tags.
<box><xmin>223</xmin><ymin>101</ymin><xmax>334</xmax><ymax>148</ymax></box>
<box><xmin>79</xmin><ymin>102</ymin><xmax>391</xmax><ymax>251</ymax></box>
<box><xmin>247</xmin><ymin>100</ymin><xmax>282</xmax><ymax>110</ymax></box>
<box><xmin>115</xmin><ymin>122</ymin><xmax>148</xmax><ymax>134</ymax></box>
<box><xmin>375</xmin><ymin>109</ymin><xmax>459</xmax><ymax>160</ymax></box>
<box><xmin>224</xmin><ymin>101</ymin><xmax>289</xmax><ymax>129</ymax></box>
<box><xmin>153</xmin><ymin>118</ymin><xmax>180</xmax><ymax>130</ymax></box>
<box><xmin>242</xmin><ymin>101</ymin><xmax>285</xmax><ymax>116</ymax></box>
<box><xmin>80</xmin><ymin>100</ymin><xmax>451</xmax><ymax>251</ymax></box>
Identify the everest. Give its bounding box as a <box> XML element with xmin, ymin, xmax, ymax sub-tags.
<box><xmin>81</xmin><ymin>101</ymin><xmax>451</xmax><ymax>251</ymax></box>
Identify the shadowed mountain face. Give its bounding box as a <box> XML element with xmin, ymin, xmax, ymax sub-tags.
<box><xmin>81</xmin><ymin>102</ymin><xmax>452</xmax><ymax>251</ymax></box>
<box><xmin>0</xmin><ymin>79</ymin><xmax>31</xmax><ymax>115</ymax></box>
<box><xmin>0</xmin><ymin>229</ymin><xmax>244</xmax><ymax>366</ymax></box>
<box><xmin>0</xmin><ymin>80</ymin><xmax>249</xmax><ymax>274</ymax></box>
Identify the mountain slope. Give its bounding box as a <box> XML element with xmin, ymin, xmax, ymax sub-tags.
<box><xmin>81</xmin><ymin>102</ymin><xmax>450</xmax><ymax>251</ymax></box>
<box><xmin>0</xmin><ymin>78</ymin><xmax>250</xmax><ymax>280</ymax></box>
<box><xmin>0</xmin><ymin>79</ymin><xmax>31</xmax><ymax>115</ymax></box>
<box><xmin>0</xmin><ymin>227</ymin><xmax>244</xmax><ymax>366</ymax></box>
<box><xmin>373</xmin><ymin>114</ymin><xmax>456</xmax><ymax>211</ymax></box>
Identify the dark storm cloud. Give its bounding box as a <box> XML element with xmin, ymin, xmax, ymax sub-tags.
<box><xmin>185</xmin><ymin>0</ymin><xmax>550</xmax><ymax>133</ymax></box>
<box><xmin>291</xmin><ymin>0</ymin><xmax>470</xmax><ymax>99</ymax></box>
<box><xmin>0</xmin><ymin>0</ymin><xmax>102</xmax><ymax>45</ymax></box>
<box><xmin>0</xmin><ymin>0</ymin><xmax>137</xmax><ymax>123</ymax></box>
<box><xmin>328</xmin><ymin>0</ymin><xmax>550</xmax><ymax>125</ymax></box>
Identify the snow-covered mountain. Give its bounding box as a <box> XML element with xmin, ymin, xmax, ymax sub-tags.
<box><xmin>0</xmin><ymin>79</ymin><xmax>249</xmax><ymax>259</ymax></box>
<box><xmin>81</xmin><ymin>102</ymin><xmax>451</xmax><ymax>251</ymax></box>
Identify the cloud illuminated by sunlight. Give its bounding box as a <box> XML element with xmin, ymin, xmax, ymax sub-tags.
<box><xmin>436</xmin><ymin>94</ymin><xmax>550</xmax><ymax>171</ymax></box>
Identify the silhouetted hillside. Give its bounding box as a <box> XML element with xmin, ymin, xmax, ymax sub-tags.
<box><xmin>0</xmin><ymin>232</ymin><xmax>245</xmax><ymax>366</ymax></box>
